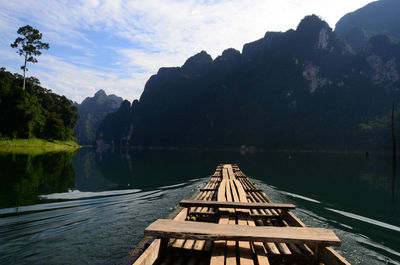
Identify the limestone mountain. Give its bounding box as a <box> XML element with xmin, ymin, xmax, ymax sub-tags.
<box><xmin>335</xmin><ymin>0</ymin><xmax>400</xmax><ymax>52</ymax></box>
<box><xmin>97</xmin><ymin>15</ymin><xmax>400</xmax><ymax>151</ymax></box>
<box><xmin>74</xmin><ymin>90</ymin><xmax>123</xmax><ymax>145</ymax></box>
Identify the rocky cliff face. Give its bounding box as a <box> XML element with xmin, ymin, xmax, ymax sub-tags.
<box><xmin>335</xmin><ymin>0</ymin><xmax>400</xmax><ymax>52</ymax></box>
<box><xmin>96</xmin><ymin>14</ymin><xmax>400</xmax><ymax>150</ymax></box>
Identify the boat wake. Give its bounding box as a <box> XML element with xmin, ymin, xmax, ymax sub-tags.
<box><xmin>326</xmin><ymin>208</ymin><xmax>400</xmax><ymax>233</ymax></box>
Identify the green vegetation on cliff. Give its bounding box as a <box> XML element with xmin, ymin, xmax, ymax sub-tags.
<box><xmin>0</xmin><ymin>68</ymin><xmax>78</xmax><ymax>142</ymax></box>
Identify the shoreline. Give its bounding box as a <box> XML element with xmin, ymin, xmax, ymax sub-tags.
<box><xmin>96</xmin><ymin>144</ymin><xmax>391</xmax><ymax>156</ymax></box>
<box><xmin>0</xmin><ymin>138</ymin><xmax>81</xmax><ymax>150</ymax></box>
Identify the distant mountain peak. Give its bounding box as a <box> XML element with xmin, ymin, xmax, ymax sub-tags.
<box><xmin>296</xmin><ymin>15</ymin><xmax>331</xmax><ymax>33</ymax></box>
<box><xmin>95</xmin><ymin>89</ymin><xmax>107</xmax><ymax>97</ymax></box>
<box><xmin>74</xmin><ymin>90</ymin><xmax>124</xmax><ymax>145</ymax></box>
<box><xmin>215</xmin><ymin>48</ymin><xmax>241</xmax><ymax>63</ymax></box>
<box><xmin>182</xmin><ymin>50</ymin><xmax>213</xmax><ymax>72</ymax></box>
<box><xmin>291</xmin><ymin>14</ymin><xmax>340</xmax><ymax>53</ymax></box>
<box><xmin>221</xmin><ymin>48</ymin><xmax>241</xmax><ymax>58</ymax></box>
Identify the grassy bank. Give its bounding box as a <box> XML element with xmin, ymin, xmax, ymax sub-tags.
<box><xmin>0</xmin><ymin>138</ymin><xmax>80</xmax><ymax>152</ymax></box>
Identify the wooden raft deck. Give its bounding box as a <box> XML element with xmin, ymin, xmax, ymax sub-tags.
<box><xmin>131</xmin><ymin>164</ymin><xmax>350</xmax><ymax>265</ymax></box>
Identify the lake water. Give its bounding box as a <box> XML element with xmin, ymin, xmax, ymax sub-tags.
<box><xmin>0</xmin><ymin>148</ymin><xmax>399</xmax><ymax>264</ymax></box>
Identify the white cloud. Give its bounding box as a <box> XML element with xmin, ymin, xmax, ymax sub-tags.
<box><xmin>30</xmin><ymin>55</ymin><xmax>146</xmax><ymax>103</ymax></box>
<box><xmin>0</xmin><ymin>0</ymin><xmax>376</xmax><ymax>102</ymax></box>
<box><xmin>117</xmin><ymin>49</ymin><xmax>185</xmax><ymax>72</ymax></box>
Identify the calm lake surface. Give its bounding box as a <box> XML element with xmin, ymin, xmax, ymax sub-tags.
<box><xmin>0</xmin><ymin>148</ymin><xmax>399</xmax><ymax>264</ymax></box>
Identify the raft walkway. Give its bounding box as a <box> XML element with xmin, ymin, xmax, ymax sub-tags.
<box><xmin>133</xmin><ymin>164</ymin><xmax>349</xmax><ymax>265</ymax></box>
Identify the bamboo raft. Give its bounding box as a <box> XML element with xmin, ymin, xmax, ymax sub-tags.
<box><xmin>130</xmin><ymin>164</ymin><xmax>350</xmax><ymax>265</ymax></box>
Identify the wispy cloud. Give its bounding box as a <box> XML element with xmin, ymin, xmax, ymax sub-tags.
<box><xmin>0</xmin><ymin>0</ymin><xmax>375</xmax><ymax>102</ymax></box>
<box><xmin>31</xmin><ymin>55</ymin><xmax>146</xmax><ymax>103</ymax></box>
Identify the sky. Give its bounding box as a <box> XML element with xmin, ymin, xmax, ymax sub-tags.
<box><xmin>0</xmin><ymin>0</ymin><xmax>376</xmax><ymax>103</ymax></box>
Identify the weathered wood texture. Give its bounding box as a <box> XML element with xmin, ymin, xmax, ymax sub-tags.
<box><xmin>145</xmin><ymin>219</ymin><xmax>341</xmax><ymax>247</ymax></box>
<box><xmin>132</xmin><ymin>163</ymin><xmax>348</xmax><ymax>265</ymax></box>
<box><xmin>179</xmin><ymin>200</ymin><xmax>296</xmax><ymax>210</ymax></box>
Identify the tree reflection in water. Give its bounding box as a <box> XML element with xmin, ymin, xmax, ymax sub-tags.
<box><xmin>0</xmin><ymin>150</ymin><xmax>77</xmax><ymax>208</ymax></box>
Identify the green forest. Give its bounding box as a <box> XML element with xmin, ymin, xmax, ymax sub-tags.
<box><xmin>0</xmin><ymin>68</ymin><xmax>78</xmax><ymax>141</ymax></box>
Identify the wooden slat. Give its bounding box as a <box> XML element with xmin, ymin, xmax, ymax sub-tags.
<box><xmin>210</xmin><ymin>214</ymin><xmax>229</xmax><ymax>265</ymax></box>
<box><xmin>247</xmin><ymin>217</ymin><xmax>270</xmax><ymax>265</ymax></box>
<box><xmin>320</xmin><ymin>247</ymin><xmax>352</xmax><ymax>265</ymax></box>
<box><xmin>237</xmin><ymin>215</ymin><xmax>254</xmax><ymax>265</ymax></box>
<box><xmin>179</xmin><ymin>200</ymin><xmax>296</xmax><ymax>210</ymax></box>
<box><xmin>234</xmin><ymin>179</ymin><xmax>251</xmax><ymax>214</ymax></box>
<box><xmin>225</xmin><ymin>178</ymin><xmax>235</xmax><ymax>213</ymax></box>
<box><xmin>170</xmin><ymin>208</ymin><xmax>189</xmax><ymax>249</ymax></box>
<box><xmin>229</xmin><ymin>180</ymin><xmax>240</xmax><ymax>202</ymax></box>
<box><xmin>226</xmin><ymin>165</ymin><xmax>235</xmax><ymax>180</ymax></box>
<box><xmin>145</xmin><ymin>219</ymin><xmax>341</xmax><ymax>246</ymax></box>
<box><xmin>217</xmin><ymin>179</ymin><xmax>228</xmax><ymax>211</ymax></box>
<box><xmin>217</xmin><ymin>179</ymin><xmax>226</xmax><ymax>202</ymax></box>
<box><xmin>131</xmin><ymin>238</ymin><xmax>162</xmax><ymax>265</ymax></box>
<box><xmin>236</xmin><ymin>178</ymin><xmax>255</xmax><ymax>265</ymax></box>
<box><xmin>133</xmin><ymin>208</ymin><xmax>189</xmax><ymax>265</ymax></box>
<box><xmin>225</xmin><ymin>216</ymin><xmax>237</xmax><ymax>265</ymax></box>
<box><xmin>211</xmin><ymin>174</ymin><xmax>228</xmax><ymax>265</ymax></box>
<box><xmin>222</xmin><ymin>168</ymin><xmax>229</xmax><ymax>180</ymax></box>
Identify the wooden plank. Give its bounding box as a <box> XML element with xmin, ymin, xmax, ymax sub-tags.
<box><xmin>320</xmin><ymin>247</ymin><xmax>351</xmax><ymax>265</ymax></box>
<box><xmin>193</xmin><ymin>239</ymin><xmax>206</xmax><ymax>251</ymax></box>
<box><xmin>234</xmin><ymin>179</ymin><xmax>251</xmax><ymax>214</ymax></box>
<box><xmin>183</xmin><ymin>238</ymin><xmax>195</xmax><ymax>250</ymax></box>
<box><xmin>237</xmin><ymin>215</ymin><xmax>254</xmax><ymax>265</ymax></box>
<box><xmin>210</xmin><ymin>214</ymin><xmax>229</xmax><ymax>265</ymax></box>
<box><xmin>170</xmin><ymin>208</ymin><xmax>189</xmax><ymax>249</ymax></box>
<box><xmin>225</xmin><ymin>178</ymin><xmax>235</xmax><ymax>213</ymax></box>
<box><xmin>200</xmin><ymin>191</ymin><xmax>212</xmax><ymax>214</ymax></box>
<box><xmin>217</xmin><ymin>179</ymin><xmax>228</xmax><ymax>212</ymax></box>
<box><xmin>145</xmin><ymin>219</ymin><xmax>341</xmax><ymax>246</ymax></box>
<box><xmin>229</xmin><ymin>180</ymin><xmax>240</xmax><ymax>202</ymax></box>
<box><xmin>131</xmin><ymin>238</ymin><xmax>162</xmax><ymax>265</ymax></box>
<box><xmin>217</xmin><ymin>179</ymin><xmax>226</xmax><ymax>202</ymax></box>
<box><xmin>225</xmin><ymin>216</ymin><xmax>237</xmax><ymax>265</ymax></box>
<box><xmin>226</xmin><ymin>165</ymin><xmax>235</xmax><ymax>180</ymax></box>
<box><xmin>222</xmin><ymin>168</ymin><xmax>229</xmax><ymax>180</ymax></box>
<box><xmin>179</xmin><ymin>200</ymin><xmax>296</xmax><ymax>210</ymax></box>
<box><xmin>247</xmin><ymin>217</ymin><xmax>270</xmax><ymax>265</ymax></box>
<box><xmin>175</xmin><ymin>208</ymin><xmax>188</xmax><ymax>221</ymax></box>
<box><xmin>270</xmin><ymin>220</ymin><xmax>291</xmax><ymax>255</ymax></box>
<box><xmin>245</xmin><ymin>192</ymin><xmax>280</xmax><ymax>255</ymax></box>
